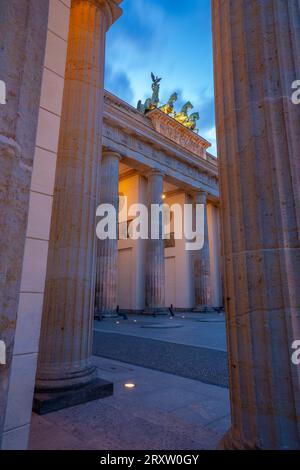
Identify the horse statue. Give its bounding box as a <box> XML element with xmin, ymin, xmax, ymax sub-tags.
<box><xmin>137</xmin><ymin>73</ymin><xmax>162</xmax><ymax>114</ymax></box>
<box><xmin>185</xmin><ymin>112</ymin><xmax>200</xmax><ymax>132</ymax></box>
<box><xmin>160</xmin><ymin>92</ymin><xmax>178</xmax><ymax>116</ymax></box>
<box><xmin>174</xmin><ymin>101</ymin><xmax>194</xmax><ymax>125</ymax></box>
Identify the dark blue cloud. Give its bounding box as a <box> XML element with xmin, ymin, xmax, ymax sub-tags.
<box><xmin>105</xmin><ymin>0</ymin><xmax>216</xmax><ymax>154</ymax></box>
<box><xmin>196</xmin><ymin>96</ymin><xmax>215</xmax><ymax>132</ymax></box>
<box><xmin>105</xmin><ymin>66</ymin><xmax>134</xmax><ymax>103</ymax></box>
<box><xmin>106</xmin><ymin>0</ymin><xmax>165</xmax><ymax>51</ymax></box>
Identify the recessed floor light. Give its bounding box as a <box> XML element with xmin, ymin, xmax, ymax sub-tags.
<box><xmin>124</xmin><ymin>383</ymin><xmax>136</xmax><ymax>389</ymax></box>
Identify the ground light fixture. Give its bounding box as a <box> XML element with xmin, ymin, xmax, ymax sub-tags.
<box><xmin>123</xmin><ymin>383</ymin><xmax>136</xmax><ymax>390</ymax></box>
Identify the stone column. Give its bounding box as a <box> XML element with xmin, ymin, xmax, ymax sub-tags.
<box><xmin>95</xmin><ymin>150</ymin><xmax>121</xmax><ymax>319</ymax></box>
<box><xmin>212</xmin><ymin>0</ymin><xmax>300</xmax><ymax>449</ymax></box>
<box><xmin>193</xmin><ymin>191</ymin><xmax>212</xmax><ymax>312</ymax></box>
<box><xmin>35</xmin><ymin>0</ymin><xmax>122</xmax><ymax>413</ymax></box>
<box><xmin>0</xmin><ymin>0</ymin><xmax>49</xmax><ymax>445</ymax></box>
<box><xmin>144</xmin><ymin>171</ymin><xmax>167</xmax><ymax>315</ymax></box>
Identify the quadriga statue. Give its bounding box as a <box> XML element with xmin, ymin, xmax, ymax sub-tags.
<box><xmin>137</xmin><ymin>73</ymin><xmax>162</xmax><ymax>113</ymax></box>
<box><xmin>160</xmin><ymin>92</ymin><xmax>178</xmax><ymax>116</ymax></box>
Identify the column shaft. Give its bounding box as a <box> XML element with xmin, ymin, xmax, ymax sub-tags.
<box><xmin>212</xmin><ymin>0</ymin><xmax>300</xmax><ymax>449</ymax></box>
<box><xmin>193</xmin><ymin>192</ymin><xmax>212</xmax><ymax>312</ymax></box>
<box><xmin>144</xmin><ymin>171</ymin><xmax>167</xmax><ymax>314</ymax></box>
<box><xmin>36</xmin><ymin>0</ymin><xmax>122</xmax><ymax>393</ymax></box>
<box><xmin>95</xmin><ymin>151</ymin><xmax>120</xmax><ymax>318</ymax></box>
<box><xmin>0</xmin><ymin>0</ymin><xmax>49</xmax><ymax>444</ymax></box>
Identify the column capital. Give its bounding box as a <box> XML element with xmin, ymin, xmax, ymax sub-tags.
<box><xmin>194</xmin><ymin>190</ymin><xmax>208</xmax><ymax>204</ymax></box>
<box><xmin>102</xmin><ymin>149</ymin><xmax>122</xmax><ymax>161</ymax></box>
<box><xmin>73</xmin><ymin>0</ymin><xmax>123</xmax><ymax>30</ymax></box>
<box><xmin>99</xmin><ymin>0</ymin><xmax>123</xmax><ymax>28</ymax></box>
<box><xmin>146</xmin><ymin>169</ymin><xmax>165</xmax><ymax>179</ymax></box>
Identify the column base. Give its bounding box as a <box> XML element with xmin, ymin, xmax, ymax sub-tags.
<box><xmin>218</xmin><ymin>428</ymin><xmax>260</xmax><ymax>450</ymax></box>
<box><xmin>142</xmin><ymin>307</ymin><xmax>169</xmax><ymax>316</ymax></box>
<box><xmin>193</xmin><ymin>305</ymin><xmax>215</xmax><ymax>313</ymax></box>
<box><xmin>33</xmin><ymin>377</ymin><xmax>113</xmax><ymax>415</ymax></box>
<box><xmin>94</xmin><ymin>309</ymin><xmax>118</xmax><ymax>320</ymax></box>
<box><xmin>101</xmin><ymin>311</ymin><xmax>119</xmax><ymax>319</ymax></box>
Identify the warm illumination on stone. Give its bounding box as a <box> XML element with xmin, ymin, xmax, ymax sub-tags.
<box><xmin>147</xmin><ymin>108</ymin><xmax>210</xmax><ymax>160</ymax></box>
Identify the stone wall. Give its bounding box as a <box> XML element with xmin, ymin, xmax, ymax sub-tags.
<box><xmin>2</xmin><ymin>0</ymin><xmax>71</xmax><ymax>450</ymax></box>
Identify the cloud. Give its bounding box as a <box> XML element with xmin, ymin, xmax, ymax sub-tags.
<box><xmin>202</xmin><ymin>126</ymin><xmax>218</xmax><ymax>156</ymax></box>
<box><xmin>196</xmin><ymin>96</ymin><xmax>215</xmax><ymax>132</ymax></box>
<box><xmin>104</xmin><ymin>0</ymin><xmax>217</xmax><ymax>154</ymax></box>
<box><xmin>105</xmin><ymin>66</ymin><xmax>134</xmax><ymax>103</ymax></box>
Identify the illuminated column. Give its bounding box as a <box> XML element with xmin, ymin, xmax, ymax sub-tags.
<box><xmin>212</xmin><ymin>0</ymin><xmax>300</xmax><ymax>449</ymax></box>
<box><xmin>193</xmin><ymin>191</ymin><xmax>212</xmax><ymax>312</ymax></box>
<box><xmin>95</xmin><ymin>150</ymin><xmax>121</xmax><ymax>318</ymax></box>
<box><xmin>144</xmin><ymin>171</ymin><xmax>167</xmax><ymax>315</ymax></box>
<box><xmin>0</xmin><ymin>0</ymin><xmax>49</xmax><ymax>444</ymax></box>
<box><xmin>35</xmin><ymin>0</ymin><xmax>122</xmax><ymax>410</ymax></box>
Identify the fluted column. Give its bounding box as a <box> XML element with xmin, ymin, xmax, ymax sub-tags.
<box><xmin>144</xmin><ymin>171</ymin><xmax>167</xmax><ymax>315</ymax></box>
<box><xmin>35</xmin><ymin>0</ymin><xmax>122</xmax><ymax>399</ymax></box>
<box><xmin>193</xmin><ymin>191</ymin><xmax>212</xmax><ymax>312</ymax></box>
<box><xmin>95</xmin><ymin>150</ymin><xmax>121</xmax><ymax>318</ymax></box>
<box><xmin>212</xmin><ymin>0</ymin><xmax>300</xmax><ymax>449</ymax></box>
<box><xmin>0</xmin><ymin>0</ymin><xmax>49</xmax><ymax>444</ymax></box>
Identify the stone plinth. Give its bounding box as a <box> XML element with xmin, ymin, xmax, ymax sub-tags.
<box><xmin>33</xmin><ymin>378</ymin><xmax>113</xmax><ymax>415</ymax></box>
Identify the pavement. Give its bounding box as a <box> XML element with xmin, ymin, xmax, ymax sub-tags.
<box><xmin>29</xmin><ymin>356</ymin><xmax>230</xmax><ymax>450</ymax></box>
<box><xmin>29</xmin><ymin>312</ymin><xmax>230</xmax><ymax>450</ymax></box>
<box><xmin>94</xmin><ymin>312</ymin><xmax>227</xmax><ymax>351</ymax></box>
<box><xmin>93</xmin><ymin>312</ymin><xmax>228</xmax><ymax>387</ymax></box>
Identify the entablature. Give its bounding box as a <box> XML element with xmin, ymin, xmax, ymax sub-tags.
<box><xmin>103</xmin><ymin>91</ymin><xmax>219</xmax><ymax>200</ymax></box>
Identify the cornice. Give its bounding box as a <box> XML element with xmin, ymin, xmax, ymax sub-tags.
<box><xmin>104</xmin><ymin>91</ymin><xmax>151</xmax><ymax>125</ymax></box>
<box><xmin>104</xmin><ymin>91</ymin><xmax>213</xmax><ymax>158</ymax></box>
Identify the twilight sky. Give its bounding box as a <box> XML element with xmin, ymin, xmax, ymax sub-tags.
<box><xmin>104</xmin><ymin>0</ymin><xmax>217</xmax><ymax>156</ymax></box>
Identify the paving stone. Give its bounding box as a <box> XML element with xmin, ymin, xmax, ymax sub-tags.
<box><xmin>29</xmin><ymin>357</ymin><xmax>230</xmax><ymax>450</ymax></box>
<box><xmin>93</xmin><ymin>331</ymin><xmax>229</xmax><ymax>387</ymax></box>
